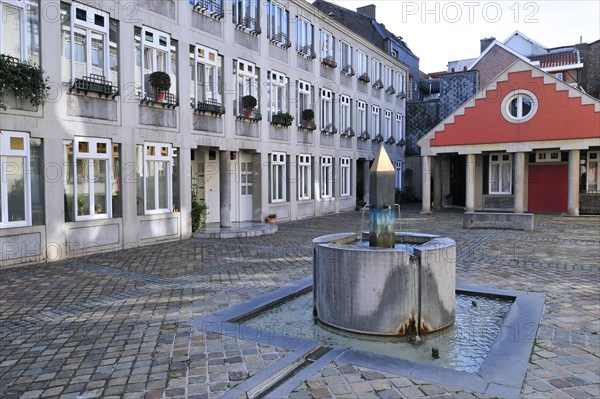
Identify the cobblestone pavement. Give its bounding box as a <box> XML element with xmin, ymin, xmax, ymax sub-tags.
<box><xmin>1</xmin><ymin>205</ymin><xmax>598</xmax><ymax>399</ymax></box>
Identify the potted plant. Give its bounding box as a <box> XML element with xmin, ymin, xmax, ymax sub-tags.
<box><xmin>241</xmin><ymin>95</ymin><xmax>257</xmax><ymax>117</ymax></box>
<box><xmin>148</xmin><ymin>71</ymin><xmax>171</xmax><ymax>101</ymax></box>
<box><xmin>358</xmin><ymin>72</ymin><xmax>370</xmax><ymax>84</ymax></box>
<box><xmin>272</xmin><ymin>111</ymin><xmax>294</xmax><ymax>126</ymax></box>
<box><xmin>0</xmin><ymin>54</ymin><xmax>48</xmax><ymax>110</ymax></box>
<box><xmin>265</xmin><ymin>213</ymin><xmax>277</xmax><ymax>224</ymax></box>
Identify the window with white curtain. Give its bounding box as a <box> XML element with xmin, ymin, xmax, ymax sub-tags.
<box><xmin>270</xmin><ymin>152</ymin><xmax>286</xmax><ymax>202</ymax></box>
<box><xmin>489</xmin><ymin>153</ymin><xmax>512</xmax><ymax>194</ymax></box>
<box><xmin>235</xmin><ymin>59</ymin><xmax>259</xmax><ymax>113</ymax></box>
<box><xmin>267</xmin><ymin>0</ymin><xmax>289</xmax><ymax>46</ymax></box>
<box><xmin>356</xmin><ymin>50</ymin><xmax>368</xmax><ymax>77</ymax></box>
<box><xmin>384</xmin><ymin>109</ymin><xmax>392</xmax><ymax>139</ymax></box>
<box><xmin>320</xmin><ymin>88</ymin><xmax>334</xmax><ymax>130</ymax></box>
<box><xmin>296</xmin><ymin>17</ymin><xmax>313</xmax><ymax>55</ymax></box>
<box><xmin>320</xmin><ymin>155</ymin><xmax>333</xmax><ymax>198</ymax></box>
<box><xmin>586</xmin><ymin>151</ymin><xmax>599</xmax><ymax>192</ymax></box>
<box><xmin>319</xmin><ymin>29</ymin><xmax>335</xmax><ymax>60</ymax></box>
<box><xmin>357</xmin><ymin>101</ymin><xmax>367</xmax><ymax>136</ymax></box>
<box><xmin>340</xmin><ymin>95</ymin><xmax>351</xmax><ymax>134</ymax></box>
<box><xmin>233</xmin><ymin>0</ymin><xmax>259</xmax><ymax>31</ymax></box>
<box><xmin>268</xmin><ymin>70</ymin><xmax>288</xmax><ymax>119</ymax></box>
<box><xmin>134</xmin><ymin>26</ymin><xmax>177</xmax><ymax>99</ymax></box>
<box><xmin>0</xmin><ymin>131</ymin><xmax>30</xmax><ymax>228</ymax></box>
<box><xmin>298</xmin><ymin>154</ymin><xmax>312</xmax><ymax>200</ymax></box>
<box><xmin>372</xmin><ymin>105</ymin><xmax>380</xmax><ymax>137</ymax></box>
<box><xmin>395</xmin><ymin>113</ymin><xmax>404</xmax><ymax>142</ymax></box>
<box><xmin>340</xmin><ymin>157</ymin><xmax>351</xmax><ymax>196</ymax></box>
<box><xmin>1</xmin><ymin>0</ymin><xmax>40</xmax><ymax>64</ymax></box>
<box><xmin>340</xmin><ymin>41</ymin><xmax>353</xmax><ymax>74</ymax></box>
<box><xmin>142</xmin><ymin>143</ymin><xmax>173</xmax><ymax>213</ymax></box>
<box><xmin>190</xmin><ymin>44</ymin><xmax>222</xmax><ymax>105</ymax></box>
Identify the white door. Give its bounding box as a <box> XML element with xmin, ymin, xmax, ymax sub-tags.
<box><xmin>192</xmin><ymin>150</ymin><xmax>219</xmax><ymax>223</ymax></box>
<box><xmin>238</xmin><ymin>152</ymin><xmax>254</xmax><ymax>222</ymax></box>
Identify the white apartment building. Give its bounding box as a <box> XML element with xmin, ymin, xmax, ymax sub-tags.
<box><xmin>0</xmin><ymin>0</ymin><xmax>408</xmax><ymax>266</ymax></box>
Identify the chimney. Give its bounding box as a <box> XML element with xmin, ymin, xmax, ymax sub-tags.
<box><xmin>357</xmin><ymin>4</ymin><xmax>376</xmax><ymax>19</ymax></box>
<box><xmin>480</xmin><ymin>37</ymin><xmax>495</xmax><ymax>53</ymax></box>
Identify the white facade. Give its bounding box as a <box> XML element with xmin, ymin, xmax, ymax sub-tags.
<box><xmin>0</xmin><ymin>0</ymin><xmax>408</xmax><ymax>266</ymax></box>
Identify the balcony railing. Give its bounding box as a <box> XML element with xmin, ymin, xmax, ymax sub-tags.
<box><xmin>341</xmin><ymin>65</ymin><xmax>355</xmax><ymax>77</ymax></box>
<box><xmin>298</xmin><ymin>120</ymin><xmax>317</xmax><ymax>131</ymax></box>
<box><xmin>270</xmin><ymin>32</ymin><xmax>291</xmax><ymax>48</ymax></box>
<box><xmin>192</xmin><ymin>0</ymin><xmax>224</xmax><ymax>19</ymax></box>
<box><xmin>70</xmin><ymin>74</ymin><xmax>119</xmax><ymax>99</ymax></box>
<box><xmin>140</xmin><ymin>89</ymin><xmax>178</xmax><ymax>108</ymax></box>
<box><xmin>372</xmin><ymin>79</ymin><xmax>384</xmax><ymax>90</ymax></box>
<box><xmin>372</xmin><ymin>133</ymin><xmax>384</xmax><ymax>142</ymax></box>
<box><xmin>237</xmin><ymin>108</ymin><xmax>262</xmax><ymax>122</ymax></box>
<box><xmin>385</xmin><ymin>85</ymin><xmax>396</xmax><ymax>95</ymax></box>
<box><xmin>235</xmin><ymin>15</ymin><xmax>261</xmax><ymax>35</ymax></box>
<box><xmin>357</xmin><ymin>131</ymin><xmax>371</xmax><ymax>140</ymax></box>
<box><xmin>385</xmin><ymin>136</ymin><xmax>396</xmax><ymax>145</ymax></box>
<box><xmin>297</xmin><ymin>45</ymin><xmax>316</xmax><ymax>60</ymax></box>
<box><xmin>194</xmin><ymin>99</ymin><xmax>225</xmax><ymax>115</ymax></box>
<box><xmin>321</xmin><ymin>124</ymin><xmax>337</xmax><ymax>134</ymax></box>
<box><xmin>270</xmin><ymin>112</ymin><xmax>294</xmax><ymax>127</ymax></box>
<box><xmin>340</xmin><ymin>127</ymin><xmax>355</xmax><ymax>137</ymax></box>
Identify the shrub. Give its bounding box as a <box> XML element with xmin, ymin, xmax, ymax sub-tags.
<box><xmin>242</xmin><ymin>95</ymin><xmax>257</xmax><ymax>109</ymax></box>
<box><xmin>191</xmin><ymin>191</ymin><xmax>209</xmax><ymax>231</ymax></box>
<box><xmin>0</xmin><ymin>54</ymin><xmax>48</xmax><ymax>110</ymax></box>
<box><xmin>302</xmin><ymin>108</ymin><xmax>314</xmax><ymax>121</ymax></box>
<box><xmin>148</xmin><ymin>71</ymin><xmax>171</xmax><ymax>92</ymax></box>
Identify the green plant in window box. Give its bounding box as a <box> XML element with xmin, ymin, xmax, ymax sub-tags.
<box><xmin>241</xmin><ymin>95</ymin><xmax>257</xmax><ymax>117</ymax></box>
<box><xmin>0</xmin><ymin>54</ymin><xmax>49</xmax><ymax>110</ymax></box>
<box><xmin>265</xmin><ymin>213</ymin><xmax>277</xmax><ymax>224</ymax></box>
<box><xmin>148</xmin><ymin>71</ymin><xmax>171</xmax><ymax>101</ymax></box>
<box><xmin>273</xmin><ymin>111</ymin><xmax>294</xmax><ymax>126</ymax></box>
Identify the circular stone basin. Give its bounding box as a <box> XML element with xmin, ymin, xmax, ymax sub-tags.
<box><xmin>313</xmin><ymin>232</ymin><xmax>456</xmax><ymax>336</ymax></box>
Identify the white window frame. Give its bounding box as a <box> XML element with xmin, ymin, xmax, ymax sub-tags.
<box><xmin>384</xmin><ymin>109</ymin><xmax>392</xmax><ymax>139</ymax></box>
<box><xmin>267</xmin><ymin>0</ymin><xmax>288</xmax><ymax>45</ymax></box>
<box><xmin>357</xmin><ymin>101</ymin><xmax>367</xmax><ymax>135</ymax></box>
<box><xmin>296</xmin><ymin>16</ymin><xmax>313</xmax><ymax>54</ymax></box>
<box><xmin>384</xmin><ymin>66</ymin><xmax>393</xmax><ymax>89</ymax></box>
<box><xmin>191</xmin><ymin>44</ymin><xmax>221</xmax><ymax>105</ymax></box>
<box><xmin>320</xmin><ymin>155</ymin><xmax>333</xmax><ymax>199</ymax></box>
<box><xmin>143</xmin><ymin>142</ymin><xmax>173</xmax><ymax>214</ymax></box>
<box><xmin>555</xmin><ymin>72</ymin><xmax>563</xmax><ymax>81</ymax></box>
<box><xmin>68</xmin><ymin>2</ymin><xmax>110</xmax><ymax>81</ymax></box>
<box><xmin>340</xmin><ymin>95</ymin><xmax>351</xmax><ymax>133</ymax></box>
<box><xmin>298</xmin><ymin>154</ymin><xmax>312</xmax><ymax>200</ymax></box>
<box><xmin>270</xmin><ymin>152</ymin><xmax>286</xmax><ymax>203</ymax></box>
<box><xmin>356</xmin><ymin>50</ymin><xmax>368</xmax><ymax>76</ymax></box>
<box><xmin>236</xmin><ymin>59</ymin><xmax>257</xmax><ymax>112</ymax></box>
<box><xmin>502</xmin><ymin>90</ymin><xmax>538</xmax><ymax>123</ymax></box>
<box><xmin>372</xmin><ymin>105</ymin><xmax>380</xmax><ymax>138</ymax></box>
<box><xmin>0</xmin><ymin>0</ymin><xmax>38</xmax><ymax>62</ymax></box>
<box><xmin>0</xmin><ymin>131</ymin><xmax>31</xmax><ymax>228</ymax></box>
<box><xmin>340</xmin><ymin>157</ymin><xmax>351</xmax><ymax>197</ymax></box>
<box><xmin>586</xmin><ymin>151</ymin><xmax>599</xmax><ymax>192</ymax></box>
<box><xmin>139</xmin><ymin>26</ymin><xmax>172</xmax><ymax>96</ymax></box>
<box><xmin>536</xmin><ymin>151</ymin><xmax>561</xmax><ymax>163</ymax></box>
<box><xmin>395</xmin><ymin>113</ymin><xmax>404</xmax><ymax>142</ymax></box>
<box><xmin>72</xmin><ymin>137</ymin><xmax>112</xmax><ymax>221</ymax></box>
<box><xmin>297</xmin><ymin>80</ymin><xmax>312</xmax><ymax>122</ymax></box>
<box><xmin>233</xmin><ymin>0</ymin><xmax>259</xmax><ymax>31</ymax></box>
<box><xmin>340</xmin><ymin>40</ymin><xmax>352</xmax><ymax>74</ymax></box>
<box><xmin>396</xmin><ymin>161</ymin><xmax>403</xmax><ymax>189</ymax></box>
<box><xmin>489</xmin><ymin>153</ymin><xmax>512</xmax><ymax>195</ymax></box>
<box><xmin>319</xmin><ymin>29</ymin><xmax>334</xmax><ymax>60</ymax></box>
<box><xmin>268</xmin><ymin>70</ymin><xmax>288</xmax><ymax>119</ymax></box>
<box><xmin>320</xmin><ymin>88</ymin><xmax>334</xmax><ymax>129</ymax></box>
<box><xmin>371</xmin><ymin>58</ymin><xmax>381</xmax><ymax>82</ymax></box>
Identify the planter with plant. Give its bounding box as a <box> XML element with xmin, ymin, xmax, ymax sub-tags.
<box><xmin>265</xmin><ymin>213</ymin><xmax>277</xmax><ymax>224</ymax></box>
<box><xmin>241</xmin><ymin>95</ymin><xmax>257</xmax><ymax>117</ymax></box>
<box><xmin>148</xmin><ymin>71</ymin><xmax>171</xmax><ymax>101</ymax></box>
<box><xmin>271</xmin><ymin>111</ymin><xmax>294</xmax><ymax>127</ymax></box>
<box><xmin>300</xmin><ymin>108</ymin><xmax>316</xmax><ymax>129</ymax></box>
<box><xmin>191</xmin><ymin>191</ymin><xmax>209</xmax><ymax>232</ymax></box>
<box><xmin>0</xmin><ymin>54</ymin><xmax>48</xmax><ymax>110</ymax></box>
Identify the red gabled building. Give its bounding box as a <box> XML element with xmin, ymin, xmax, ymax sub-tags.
<box><xmin>418</xmin><ymin>60</ymin><xmax>600</xmax><ymax>215</ymax></box>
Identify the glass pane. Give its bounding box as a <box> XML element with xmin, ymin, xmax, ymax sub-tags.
<box><xmin>2</xmin><ymin>5</ymin><xmax>22</xmax><ymax>59</ymax></box>
<box><xmin>521</xmin><ymin>96</ymin><xmax>532</xmax><ymax>117</ymax></box>
<box><xmin>146</xmin><ymin>160</ymin><xmax>156</xmax><ymax>210</ymax></box>
<box><xmin>588</xmin><ymin>162</ymin><xmax>598</xmax><ymax>191</ymax></box>
<box><xmin>247</xmin><ymin>185</ymin><xmax>253</xmax><ymax>195</ymax></box>
<box><xmin>509</xmin><ymin>98</ymin><xmax>518</xmax><ymax>118</ymax></box>
<box><xmin>91</xmin><ymin>32</ymin><xmax>104</xmax><ymax>75</ymax></box>
<box><xmin>490</xmin><ymin>164</ymin><xmax>500</xmax><ymax>192</ymax></box>
<box><xmin>156</xmin><ymin>50</ymin><xmax>167</xmax><ymax>72</ymax></box>
<box><xmin>74</xmin><ymin>31</ymin><xmax>87</xmax><ymax>78</ymax></box>
<box><xmin>5</xmin><ymin>157</ymin><xmax>26</xmax><ymax>222</ymax></box>
<box><xmin>94</xmin><ymin>159</ymin><xmax>107</xmax><ymax>215</ymax></box>
<box><xmin>158</xmin><ymin>161</ymin><xmax>168</xmax><ymax>209</ymax></box>
<box><xmin>76</xmin><ymin>159</ymin><xmax>90</xmax><ymax>216</ymax></box>
<box><xmin>501</xmin><ymin>163</ymin><xmax>511</xmax><ymax>193</ymax></box>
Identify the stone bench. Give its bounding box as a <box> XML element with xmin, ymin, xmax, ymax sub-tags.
<box><xmin>463</xmin><ymin>212</ymin><xmax>534</xmax><ymax>231</ymax></box>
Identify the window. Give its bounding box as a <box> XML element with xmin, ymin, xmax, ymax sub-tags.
<box><xmin>320</xmin><ymin>88</ymin><xmax>334</xmax><ymax>131</ymax></box>
<box><xmin>395</xmin><ymin>113</ymin><xmax>404</xmax><ymax>142</ymax></box>
<box><xmin>192</xmin><ymin>0</ymin><xmax>223</xmax><ymax>17</ymax></box>
<box><xmin>356</xmin><ymin>50</ymin><xmax>368</xmax><ymax>76</ymax></box>
<box><xmin>340</xmin><ymin>41</ymin><xmax>353</xmax><ymax>75</ymax></box>
<box><xmin>340</xmin><ymin>95</ymin><xmax>352</xmax><ymax>134</ymax></box>
<box><xmin>65</xmin><ymin>138</ymin><xmax>114</xmax><ymax>220</ymax></box>
<box><xmin>384</xmin><ymin>66</ymin><xmax>393</xmax><ymax>91</ymax></box>
<box><xmin>270</xmin><ymin>152</ymin><xmax>286</xmax><ymax>202</ymax></box>
<box><xmin>372</xmin><ymin>105</ymin><xmax>380</xmax><ymax>138</ymax></box>
<box><xmin>586</xmin><ymin>152</ymin><xmax>599</xmax><ymax>192</ymax></box>
<box><xmin>320</xmin><ymin>156</ymin><xmax>333</xmax><ymax>198</ymax></box>
<box><xmin>134</xmin><ymin>26</ymin><xmax>177</xmax><ymax>101</ymax></box>
<box><xmin>555</xmin><ymin>72</ymin><xmax>563</xmax><ymax>81</ymax></box>
<box><xmin>298</xmin><ymin>154</ymin><xmax>312</xmax><ymax>200</ymax></box>
<box><xmin>340</xmin><ymin>157</ymin><xmax>351</xmax><ymax>197</ymax></box>
<box><xmin>489</xmin><ymin>153</ymin><xmax>512</xmax><ymax>194</ymax></box>
<box><xmin>235</xmin><ymin>59</ymin><xmax>259</xmax><ymax>114</ymax></box>
<box><xmin>233</xmin><ymin>0</ymin><xmax>259</xmax><ymax>32</ymax></box>
<box><xmin>319</xmin><ymin>29</ymin><xmax>334</xmax><ymax>60</ymax></box>
<box><xmin>384</xmin><ymin>110</ymin><xmax>392</xmax><ymax>139</ymax></box>
<box><xmin>60</xmin><ymin>2</ymin><xmax>118</xmax><ymax>85</ymax></box>
<box><xmin>1</xmin><ymin>0</ymin><xmax>39</xmax><ymax>64</ymax></box>
<box><xmin>0</xmin><ymin>131</ymin><xmax>30</xmax><ymax>227</ymax></box>
<box><xmin>396</xmin><ymin>161</ymin><xmax>403</xmax><ymax>189</ymax></box>
<box><xmin>296</xmin><ymin>17</ymin><xmax>313</xmax><ymax>56</ymax></box>
<box><xmin>190</xmin><ymin>45</ymin><xmax>222</xmax><ymax>107</ymax></box>
<box><xmin>141</xmin><ymin>143</ymin><xmax>173</xmax><ymax>214</ymax></box>
<box><xmin>297</xmin><ymin>80</ymin><xmax>313</xmax><ymax>123</ymax></box>
<box><xmin>371</xmin><ymin>58</ymin><xmax>381</xmax><ymax>84</ymax></box>
<box><xmin>357</xmin><ymin>101</ymin><xmax>367</xmax><ymax>136</ymax></box>
<box><xmin>536</xmin><ymin>151</ymin><xmax>560</xmax><ymax>163</ymax></box>
<box><xmin>267</xmin><ymin>1</ymin><xmax>289</xmax><ymax>46</ymax></box>
<box><xmin>502</xmin><ymin>91</ymin><xmax>538</xmax><ymax>123</ymax></box>
<box><xmin>268</xmin><ymin>70</ymin><xmax>288</xmax><ymax>119</ymax></box>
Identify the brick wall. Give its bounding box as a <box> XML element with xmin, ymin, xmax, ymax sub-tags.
<box><xmin>471</xmin><ymin>45</ymin><xmax>519</xmax><ymax>87</ymax></box>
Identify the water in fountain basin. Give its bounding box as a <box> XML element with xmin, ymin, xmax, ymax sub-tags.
<box><xmin>240</xmin><ymin>292</ymin><xmax>513</xmax><ymax>373</ymax></box>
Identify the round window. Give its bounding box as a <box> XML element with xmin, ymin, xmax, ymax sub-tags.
<box><xmin>501</xmin><ymin>91</ymin><xmax>538</xmax><ymax>123</ymax></box>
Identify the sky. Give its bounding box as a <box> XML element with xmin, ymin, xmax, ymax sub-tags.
<box><xmin>328</xmin><ymin>0</ymin><xmax>600</xmax><ymax>73</ymax></box>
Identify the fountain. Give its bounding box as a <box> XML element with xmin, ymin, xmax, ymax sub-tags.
<box><xmin>313</xmin><ymin>145</ymin><xmax>456</xmax><ymax>336</ymax></box>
